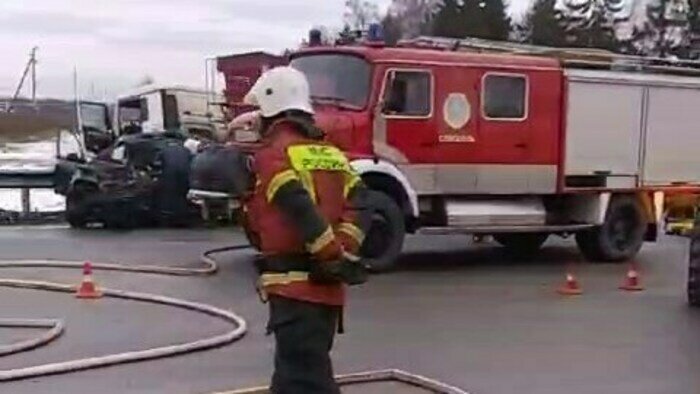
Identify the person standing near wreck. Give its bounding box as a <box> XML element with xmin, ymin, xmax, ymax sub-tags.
<box><xmin>240</xmin><ymin>66</ymin><xmax>372</xmax><ymax>393</ymax></box>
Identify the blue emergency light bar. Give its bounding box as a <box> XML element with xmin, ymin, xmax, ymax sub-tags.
<box><xmin>307</xmin><ymin>23</ymin><xmax>384</xmax><ymax>47</ymax></box>
<box><xmin>367</xmin><ymin>23</ymin><xmax>384</xmax><ymax>43</ymax></box>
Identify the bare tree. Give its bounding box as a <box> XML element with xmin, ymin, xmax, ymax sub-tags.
<box><xmin>344</xmin><ymin>0</ymin><xmax>381</xmax><ymax>30</ymax></box>
<box><xmin>136</xmin><ymin>74</ymin><xmax>155</xmax><ymax>87</ymax></box>
<box><xmin>386</xmin><ymin>0</ymin><xmax>441</xmax><ymax>39</ymax></box>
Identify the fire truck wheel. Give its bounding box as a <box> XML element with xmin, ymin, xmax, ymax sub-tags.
<box><xmin>575</xmin><ymin>195</ymin><xmax>646</xmax><ymax>263</ymax></box>
<box><xmin>493</xmin><ymin>233</ymin><xmax>549</xmax><ymax>257</ymax></box>
<box><xmin>688</xmin><ymin>216</ymin><xmax>700</xmax><ymax>307</ymax></box>
<box><xmin>361</xmin><ymin>190</ymin><xmax>405</xmax><ymax>272</ymax></box>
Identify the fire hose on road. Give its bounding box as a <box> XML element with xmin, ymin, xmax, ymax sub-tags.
<box><xmin>0</xmin><ymin>244</ymin><xmax>468</xmax><ymax>393</ymax></box>
<box><xmin>0</xmin><ymin>318</ymin><xmax>65</xmax><ymax>357</ymax></box>
<box><xmin>0</xmin><ymin>244</ymin><xmax>241</xmax><ymax>276</ymax></box>
<box><xmin>0</xmin><ymin>244</ymin><xmax>250</xmax><ymax>382</ymax></box>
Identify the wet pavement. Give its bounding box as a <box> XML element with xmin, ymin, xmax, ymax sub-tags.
<box><xmin>0</xmin><ymin>226</ymin><xmax>698</xmax><ymax>394</ymax></box>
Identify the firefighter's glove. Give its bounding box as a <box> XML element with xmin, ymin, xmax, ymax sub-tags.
<box><xmin>309</xmin><ymin>252</ymin><xmax>368</xmax><ymax>286</ymax></box>
<box><xmin>309</xmin><ymin>260</ymin><xmax>344</xmax><ymax>285</ymax></box>
<box><xmin>338</xmin><ymin>251</ymin><xmax>368</xmax><ymax>286</ymax></box>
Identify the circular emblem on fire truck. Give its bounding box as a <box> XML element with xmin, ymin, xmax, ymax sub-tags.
<box><xmin>443</xmin><ymin>93</ymin><xmax>471</xmax><ymax>130</ymax></box>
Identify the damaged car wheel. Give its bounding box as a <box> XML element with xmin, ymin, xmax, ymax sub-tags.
<box><xmin>65</xmin><ymin>185</ymin><xmax>96</xmax><ymax>229</ymax></box>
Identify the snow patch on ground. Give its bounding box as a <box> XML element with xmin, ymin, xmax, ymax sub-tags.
<box><xmin>0</xmin><ymin>134</ymin><xmax>82</xmax><ymax>212</ymax></box>
<box><xmin>0</xmin><ymin>189</ymin><xmax>65</xmax><ymax>212</ymax></box>
<box><xmin>0</xmin><ymin>134</ymin><xmax>81</xmax><ymax>170</ymax></box>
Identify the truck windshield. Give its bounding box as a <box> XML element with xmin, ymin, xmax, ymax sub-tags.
<box><xmin>291</xmin><ymin>54</ymin><xmax>371</xmax><ymax>109</ymax></box>
<box><xmin>117</xmin><ymin>98</ymin><xmax>148</xmax><ymax>134</ymax></box>
<box><xmin>79</xmin><ymin>103</ymin><xmax>109</xmax><ymax>133</ymax></box>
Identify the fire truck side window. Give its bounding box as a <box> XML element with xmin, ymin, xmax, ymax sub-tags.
<box><xmin>482</xmin><ymin>74</ymin><xmax>527</xmax><ymax>120</ymax></box>
<box><xmin>384</xmin><ymin>71</ymin><xmax>431</xmax><ymax>117</ymax></box>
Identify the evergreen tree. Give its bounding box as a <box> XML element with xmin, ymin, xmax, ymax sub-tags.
<box><xmin>628</xmin><ymin>0</ymin><xmax>691</xmax><ymax>57</ymax></box>
<box><xmin>344</xmin><ymin>0</ymin><xmax>381</xmax><ymax>31</ymax></box>
<box><xmin>386</xmin><ymin>0</ymin><xmax>440</xmax><ymax>41</ymax></box>
<box><xmin>689</xmin><ymin>0</ymin><xmax>700</xmax><ymax>57</ymax></box>
<box><xmin>429</xmin><ymin>0</ymin><xmax>511</xmax><ymax>40</ymax></box>
<box><xmin>430</xmin><ymin>0</ymin><xmax>468</xmax><ymax>38</ymax></box>
<box><xmin>520</xmin><ymin>0</ymin><xmax>568</xmax><ymax>46</ymax></box>
<box><xmin>482</xmin><ymin>0</ymin><xmax>512</xmax><ymax>40</ymax></box>
<box><xmin>382</xmin><ymin>12</ymin><xmax>404</xmax><ymax>46</ymax></box>
<box><xmin>559</xmin><ymin>0</ymin><xmax>624</xmax><ymax>50</ymax></box>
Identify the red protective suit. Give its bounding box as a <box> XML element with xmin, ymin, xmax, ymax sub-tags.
<box><xmin>243</xmin><ymin>118</ymin><xmax>368</xmax><ymax>306</ymax></box>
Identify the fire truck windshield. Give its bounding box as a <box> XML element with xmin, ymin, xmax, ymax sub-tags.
<box><xmin>291</xmin><ymin>54</ymin><xmax>371</xmax><ymax>110</ymax></box>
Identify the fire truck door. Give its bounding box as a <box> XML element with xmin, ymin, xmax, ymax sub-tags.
<box><xmin>431</xmin><ymin>67</ymin><xmax>481</xmax><ymax>163</ymax></box>
<box><xmin>425</xmin><ymin>68</ymin><xmax>540</xmax><ymax>194</ymax></box>
<box><xmin>475</xmin><ymin>72</ymin><xmax>531</xmax><ymax>163</ymax></box>
<box><xmin>377</xmin><ymin>69</ymin><xmax>436</xmax><ymax>163</ymax></box>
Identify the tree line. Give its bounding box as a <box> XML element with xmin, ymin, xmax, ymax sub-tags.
<box><xmin>342</xmin><ymin>0</ymin><xmax>700</xmax><ymax>59</ymax></box>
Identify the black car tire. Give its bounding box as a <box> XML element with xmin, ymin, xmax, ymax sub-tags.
<box><xmin>65</xmin><ymin>193</ymin><xmax>89</xmax><ymax>228</ymax></box>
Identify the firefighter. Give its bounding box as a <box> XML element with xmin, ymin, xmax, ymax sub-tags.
<box><xmin>241</xmin><ymin>66</ymin><xmax>372</xmax><ymax>393</ymax></box>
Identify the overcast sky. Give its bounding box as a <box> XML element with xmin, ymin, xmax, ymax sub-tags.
<box><xmin>0</xmin><ymin>0</ymin><xmax>530</xmax><ymax>100</ymax></box>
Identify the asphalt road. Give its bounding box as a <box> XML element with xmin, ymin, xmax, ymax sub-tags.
<box><xmin>0</xmin><ymin>226</ymin><xmax>698</xmax><ymax>394</ymax></box>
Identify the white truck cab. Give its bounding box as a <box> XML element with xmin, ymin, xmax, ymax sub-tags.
<box><xmin>114</xmin><ymin>85</ymin><xmax>227</xmax><ymax>141</ymax></box>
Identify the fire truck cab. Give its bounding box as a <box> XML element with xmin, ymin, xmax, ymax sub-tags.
<box><xmin>219</xmin><ymin>37</ymin><xmax>700</xmax><ymax>271</ymax></box>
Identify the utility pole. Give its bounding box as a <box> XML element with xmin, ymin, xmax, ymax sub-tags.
<box><xmin>7</xmin><ymin>47</ymin><xmax>38</xmax><ymax>113</ymax></box>
<box><xmin>31</xmin><ymin>46</ymin><xmax>37</xmax><ymax>107</ymax></box>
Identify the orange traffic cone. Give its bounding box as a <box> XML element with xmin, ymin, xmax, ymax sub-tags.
<box><xmin>557</xmin><ymin>270</ymin><xmax>583</xmax><ymax>296</ymax></box>
<box><xmin>76</xmin><ymin>261</ymin><xmax>102</xmax><ymax>299</ymax></box>
<box><xmin>620</xmin><ymin>263</ymin><xmax>644</xmax><ymax>292</ymax></box>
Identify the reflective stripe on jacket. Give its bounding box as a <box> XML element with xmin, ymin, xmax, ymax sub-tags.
<box><xmin>243</xmin><ymin>118</ymin><xmax>369</xmax><ymax>306</ymax></box>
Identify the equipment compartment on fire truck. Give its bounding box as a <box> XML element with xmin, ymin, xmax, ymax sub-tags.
<box><xmin>216</xmin><ymin>35</ymin><xmax>700</xmax><ymax>270</ymax></box>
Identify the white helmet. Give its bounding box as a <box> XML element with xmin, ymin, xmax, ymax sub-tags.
<box><xmin>243</xmin><ymin>66</ymin><xmax>314</xmax><ymax>118</ymax></box>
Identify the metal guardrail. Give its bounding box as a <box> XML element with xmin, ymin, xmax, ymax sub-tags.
<box><xmin>0</xmin><ymin>170</ymin><xmax>55</xmax><ymax>189</ymax></box>
<box><xmin>0</xmin><ymin>169</ymin><xmax>57</xmax><ymax>218</ymax></box>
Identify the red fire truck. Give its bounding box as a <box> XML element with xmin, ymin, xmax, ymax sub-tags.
<box><xmin>215</xmin><ymin>35</ymin><xmax>700</xmax><ymax>272</ymax></box>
